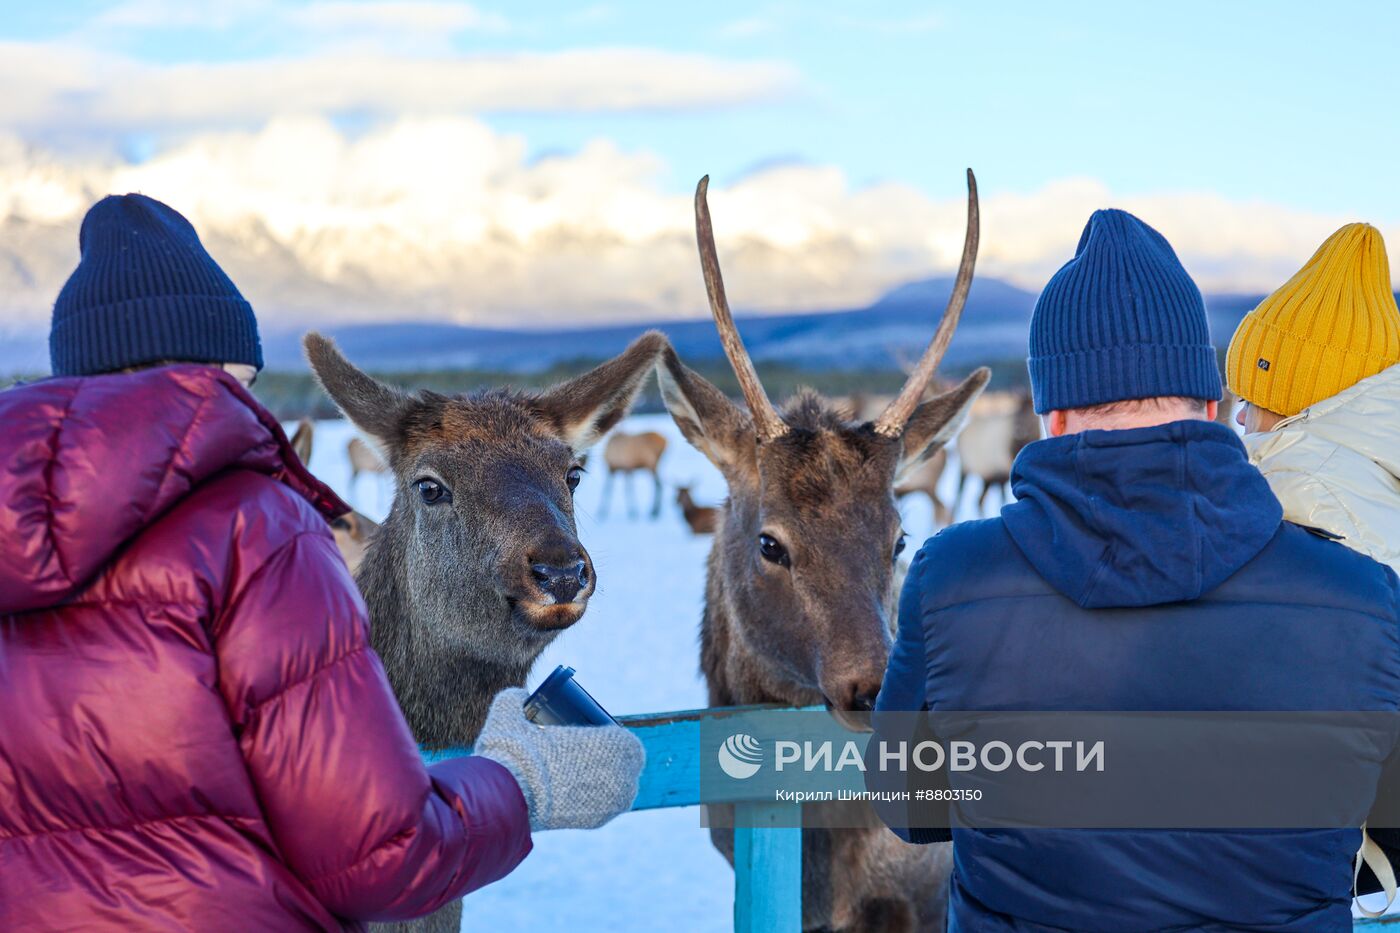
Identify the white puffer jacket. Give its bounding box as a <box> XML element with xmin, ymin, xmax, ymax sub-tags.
<box><xmin>1244</xmin><ymin>363</ymin><xmax>1400</xmax><ymax>576</ymax></box>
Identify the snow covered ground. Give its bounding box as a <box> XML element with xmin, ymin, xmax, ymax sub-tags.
<box><xmin>289</xmin><ymin>412</ymin><xmax>984</xmax><ymax>932</ymax></box>
<box><xmin>289</xmin><ymin>410</ymin><xmax>1397</xmax><ymax>927</ymax></box>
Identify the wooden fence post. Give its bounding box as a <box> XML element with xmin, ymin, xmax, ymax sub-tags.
<box><xmin>733</xmin><ymin>800</ymin><xmax>802</xmax><ymax>932</ymax></box>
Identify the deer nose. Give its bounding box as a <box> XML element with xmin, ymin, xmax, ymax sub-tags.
<box><xmin>850</xmin><ymin>689</ymin><xmax>879</xmax><ymax>713</ymax></box>
<box><xmin>825</xmin><ymin>675</ymin><xmax>883</xmax><ymax>714</ymax></box>
<box><xmin>530</xmin><ymin>559</ymin><xmax>589</xmax><ymax>604</ymax></box>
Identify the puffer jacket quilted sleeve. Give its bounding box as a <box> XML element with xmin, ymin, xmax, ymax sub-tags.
<box><xmin>0</xmin><ymin>366</ymin><xmax>531</xmax><ymax>931</ymax></box>
<box><xmin>212</xmin><ymin>483</ymin><xmax>532</xmax><ymax>920</ymax></box>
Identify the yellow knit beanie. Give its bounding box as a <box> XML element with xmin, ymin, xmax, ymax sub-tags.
<box><xmin>1227</xmin><ymin>223</ymin><xmax>1400</xmax><ymax>417</ymax></box>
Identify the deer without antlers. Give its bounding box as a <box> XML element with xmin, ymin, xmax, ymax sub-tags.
<box><xmin>598</xmin><ymin>429</ymin><xmax>668</xmax><ymax>519</ymax></box>
<box><xmin>883</xmin><ymin>353</ymin><xmax>959</xmax><ymax>528</ymax></box>
<box><xmin>954</xmin><ymin>389</ymin><xmax>1040</xmax><ymax>514</ymax></box>
<box><xmin>675</xmin><ymin>485</ymin><xmax>719</xmax><ymax>535</ymax></box>
<box><xmin>304</xmin><ymin>331</ymin><xmax>664</xmax><ymax>933</ymax></box>
<box><xmin>347</xmin><ymin>435</ymin><xmax>388</xmax><ymax>483</ymax></box>
<box><xmin>288</xmin><ymin>418</ymin><xmax>382</xmax><ymax>574</ymax></box>
<box><xmin>656</xmin><ymin>172</ymin><xmax>989</xmax><ymax>932</ymax></box>
<box><xmin>893</xmin><ymin>447</ymin><xmax>952</xmax><ymax>527</ymax></box>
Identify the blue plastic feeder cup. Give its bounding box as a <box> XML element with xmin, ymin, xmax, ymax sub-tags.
<box><xmin>523</xmin><ymin>665</ymin><xmax>617</xmax><ymax>726</ymax></box>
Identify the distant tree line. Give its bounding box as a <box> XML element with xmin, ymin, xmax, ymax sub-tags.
<box><xmin>0</xmin><ymin>343</ymin><xmax>1234</xmax><ymax>421</ymax></box>
<box><xmin>1</xmin><ymin>357</ymin><xmax>1035</xmax><ymax>419</ymax></box>
<box><xmin>249</xmin><ymin>356</ymin><xmax>1036</xmax><ymax>421</ymax></box>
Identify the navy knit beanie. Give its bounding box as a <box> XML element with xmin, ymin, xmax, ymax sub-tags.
<box><xmin>49</xmin><ymin>194</ymin><xmax>262</xmax><ymax>376</ymax></box>
<box><xmin>1027</xmin><ymin>208</ymin><xmax>1221</xmax><ymax>414</ymax></box>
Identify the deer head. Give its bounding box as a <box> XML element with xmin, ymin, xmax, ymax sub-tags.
<box><xmin>287</xmin><ymin>416</ymin><xmax>381</xmax><ymax>575</ymax></box>
<box><xmin>658</xmin><ymin>172</ymin><xmax>988</xmax><ymax>729</ymax></box>
<box><xmin>305</xmin><ymin>331</ymin><xmax>665</xmax><ymax>665</ymax></box>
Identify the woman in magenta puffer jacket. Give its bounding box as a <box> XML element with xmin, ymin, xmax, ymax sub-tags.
<box><xmin>1</xmin><ymin>364</ymin><xmax>532</xmax><ymax>930</ymax></box>
<box><xmin>0</xmin><ymin>194</ymin><xmax>642</xmax><ymax>931</ymax></box>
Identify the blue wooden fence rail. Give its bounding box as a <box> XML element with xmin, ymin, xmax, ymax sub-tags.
<box><xmin>618</xmin><ymin>705</ymin><xmax>803</xmax><ymax>931</ymax></box>
<box><xmin>427</xmin><ymin>705</ymin><xmax>1398</xmax><ymax>930</ymax></box>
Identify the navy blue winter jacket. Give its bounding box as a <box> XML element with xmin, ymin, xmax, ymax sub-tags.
<box><xmin>877</xmin><ymin>419</ymin><xmax>1400</xmax><ymax>932</ymax></box>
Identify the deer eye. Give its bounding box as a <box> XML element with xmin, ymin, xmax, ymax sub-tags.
<box><xmin>416</xmin><ymin>478</ymin><xmax>451</xmax><ymax>505</ymax></box>
<box><xmin>566</xmin><ymin>466</ymin><xmax>584</xmax><ymax>492</ymax></box>
<box><xmin>894</xmin><ymin>532</ymin><xmax>908</xmax><ymax>559</ymax></box>
<box><xmin>758</xmin><ymin>533</ymin><xmax>790</xmax><ymax>568</ymax></box>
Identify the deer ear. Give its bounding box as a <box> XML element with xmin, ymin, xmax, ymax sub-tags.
<box><xmin>655</xmin><ymin>345</ymin><xmax>757</xmax><ymax>479</ymax></box>
<box><xmin>303</xmin><ymin>332</ymin><xmax>412</xmax><ymax>449</ymax></box>
<box><xmin>896</xmin><ymin>367</ymin><xmax>990</xmax><ymax>479</ymax></box>
<box><xmin>288</xmin><ymin>418</ymin><xmax>314</xmax><ymax>464</ymax></box>
<box><xmin>534</xmin><ymin>330</ymin><xmax>667</xmax><ymax>454</ymax></box>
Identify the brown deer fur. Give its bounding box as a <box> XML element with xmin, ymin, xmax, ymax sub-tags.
<box><xmin>288</xmin><ymin>418</ymin><xmax>382</xmax><ymax>574</ymax></box>
<box><xmin>598</xmin><ymin>430</ymin><xmax>668</xmax><ymax>519</ymax></box>
<box><xmin>305</xmin><ymin>330</ymin><xmax>664</xmax><ymax>933</ymax></box>
<box><xmin>955</xmin><ymin>390</ymin><xmax>1039</xmax><ymax>513</ymax></box>
<box><xmin>656</xmin><ymin>172</ymin><xmax>988</xmax><ymax>932</ymax></box>
<box><xmin>892</xmin><ymin>446</ymin><xmax>951</xmax><ymax>527</ymax></box>
<box><xmin>675</xmin><ymin>485</ymin><xmax>719</xmax><ymax>534</ymax></box>
<box><xmin>348</xmin><ymin>435</ymin><xmax>389</xmax><ymax>482</ymax></box>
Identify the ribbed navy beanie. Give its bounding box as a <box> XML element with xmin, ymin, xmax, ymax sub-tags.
<box><xmin>1027</xmin><ymin>208</ymin><xmax>1221</xmax><ymax>414</ymax></box>
<box><xmin>49</xmin><ymin>194</ymin><xmax>262</xmax><ymax>376</ymax></box>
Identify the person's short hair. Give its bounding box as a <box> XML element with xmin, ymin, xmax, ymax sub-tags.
<box><xmin>1069</xmin><ymin>396</ymin><xmax>1208</xmax><ymax>426</ymax></box>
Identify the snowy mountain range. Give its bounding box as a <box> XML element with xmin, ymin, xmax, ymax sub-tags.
<box><xmin>0</xmin><ymin>263</ymin><xmax>1274</xmax><ymax>376</ymax></box>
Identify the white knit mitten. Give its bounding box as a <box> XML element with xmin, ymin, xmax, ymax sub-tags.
<box><xmin>475</xmin><ymin>688</ymin><xmax>644</xmax><ymax>831</ymax></box>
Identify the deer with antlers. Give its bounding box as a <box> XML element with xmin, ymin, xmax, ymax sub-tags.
<box><xmin>304</xmin><ymin>332</ymin><xmax>664</xmax><ymax>933</ymax></box>
<box><xmin>656</xmin><ymin>173</ymin><xmax>989</xmax><ymax>932</ymax></box>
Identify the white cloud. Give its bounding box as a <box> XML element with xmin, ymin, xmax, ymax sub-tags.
<box><xmin>82</xmin><ymin>1</ymin><xmax>507</xmax><ymax>57</ymax></box>
<box><xmin>0</xmin><ymin>116</ymin><xmax>1392</xmax><ymax>336</ymax></box>
<box><xmin>0</xmin><ymin>38</ymin><xmax>799</xmax><ymax>131</ymax></box>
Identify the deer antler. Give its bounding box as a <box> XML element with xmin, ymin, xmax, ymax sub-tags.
<box><xmin>694</xmin><ymin>175</ymin><xmax>789</xmax><ymax>443</ymax></box>
<box><xmin>873</xmin><ymin>168</ymin><xmax>980</xmax><ymax>439</ymax></box>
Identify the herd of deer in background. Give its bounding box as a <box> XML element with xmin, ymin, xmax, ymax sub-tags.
<box><xmin>275</xmin><ymin>169</ymin><xmax>1237</xmax><ymax>933</ymax></box>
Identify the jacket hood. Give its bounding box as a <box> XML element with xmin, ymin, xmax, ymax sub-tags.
<box><xmin>1243</xmin><ymin>363</ymin><xmax>1400</xmax><ymax>574</ymax></box>
<box><xmin>1003</xmin><ymin>419</ymin><xmax>1282</xmax><ymax>609</ymax></box>
<box><xmin>1247</xmin><ymin>363</ymin><xmax>1400</xmax><ymax>488</ymax></box>
<box><xmin>0</xmin><ymin>365</ymin><xmax>347</xmax><ymax>614</ymax></box>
